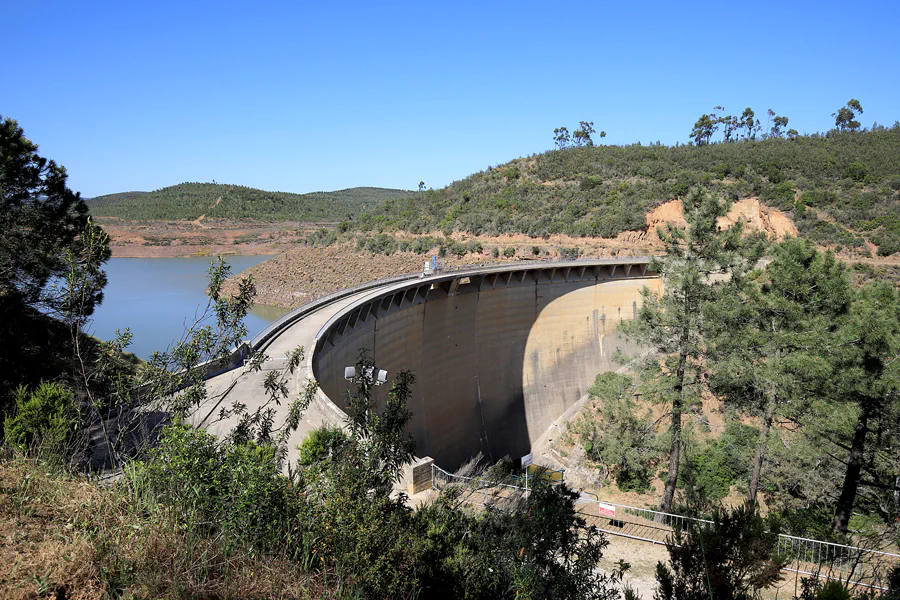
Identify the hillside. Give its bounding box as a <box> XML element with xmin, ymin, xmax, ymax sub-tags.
<box><xmin>356</xmin><ymin>127</ymin><xmax>900</xmax><ymax>255</ymax></box>
<box><xmin>87</xmin><ymin>183</ymin><xmax>411</xmax><ymax>221</ymax></box>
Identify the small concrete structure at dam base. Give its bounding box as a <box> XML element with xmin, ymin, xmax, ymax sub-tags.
<box><xmin>199</xmin><ymin>258</ymin><xmax>659</xmax><ymax>488</ymax></box>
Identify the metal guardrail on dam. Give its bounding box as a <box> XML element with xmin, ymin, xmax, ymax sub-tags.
<box><xmin>309</xmin><ymin>257</ymin><xmax>657</xmax><ymax>469</ymax></box>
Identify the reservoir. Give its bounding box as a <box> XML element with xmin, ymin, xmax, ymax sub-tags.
<box><xmin>89</xmin><ymin>256</ymin><xmax>288</xmax><ymax>359</ymax></box>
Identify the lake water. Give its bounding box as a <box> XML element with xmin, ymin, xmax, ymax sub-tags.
<box><xmin>89</xmin><ymin>256</ymin><xmax>289</xmax><ymax>359</ymax></box>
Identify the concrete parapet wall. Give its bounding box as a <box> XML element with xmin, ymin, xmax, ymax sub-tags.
<box><xmin>312</xmin><ymin>260</ymin><xmax>659</xmax><ymax>469</ymax></box>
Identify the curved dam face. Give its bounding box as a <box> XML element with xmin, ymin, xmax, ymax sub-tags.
<box><xmin>312</xmin><ymin>261</ymin><xmax>659</xmax><ymax>469</ymax></box>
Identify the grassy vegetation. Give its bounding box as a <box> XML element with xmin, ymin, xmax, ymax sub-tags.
<box><xmin>355</xmin><ymin>127</ymin><xmax>900</xmax><ymax>254</ymax></box>
<box><xmin>87</xmin><ymin>182</ymin><xmax>411</xmax><ymax>221</ymax></box>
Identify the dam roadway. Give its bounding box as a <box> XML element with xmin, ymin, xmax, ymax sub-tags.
<box><xmin>195</xmin><ymin>258</ymin><xmax>658</xmax><ymax>471</ymax></box>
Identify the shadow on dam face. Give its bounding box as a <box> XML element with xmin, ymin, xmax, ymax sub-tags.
<box><xmin>312</xmin><ymin>266</ymin><xmax>660</xmax><ymax>470</ymax></box>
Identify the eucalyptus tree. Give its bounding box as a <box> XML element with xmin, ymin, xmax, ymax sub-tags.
<box><xmin>690</xmin><ymin>113</ymin><xmax>717</xmax><ymax>146</ymax></box>
<box><xmin>621</xmin><ymin>185</ymin><xmax>757</xmax><ymax>513</ymax></box>
<box><xmin>705</xmin><ymin>238</ymin><xmax>852</xmax><ymax>508</ymax></box>
<box><xmin>553</xmin><ymin>127</ymin><xmax>571</xmax><ymax>149</ymax></box>
<box><xmin>833</xmin><ymin>99</ymin><xmax>864</xmax><ymax>132</ymax></box>
<box><xmin>573</xmin><ymin>120</ymin><xmax>596</xmax><ymax>147</ymax></box>
<box><xmin>740</xmin><ymin>107</ymin><xmax>760</xmax><ymax>140</ymax></box>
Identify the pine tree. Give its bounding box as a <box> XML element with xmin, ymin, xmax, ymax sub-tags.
<box><xmin>0</xmin><ymin>115</ymin><xmax>93</xmax><ymax>312</ymax></box>
<box><xmin>831</xmin><ymin>282</ymin><xmax>900</xmax><ymax>533</ymax></box>
<box><xmin>621</xmin><ymin>186</ymin><xmax>754</xmax><ymax>513</ymax></box>
<box><xmin>705</xmin><ymin>238</ymin><xmax>852</xmax><ymax>508</ymax></box>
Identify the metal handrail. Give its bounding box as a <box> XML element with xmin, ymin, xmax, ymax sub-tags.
<box><xmin>431</xmin><ymin>464</ymin><xmax>900</xmax><ymax>590</ymax></box>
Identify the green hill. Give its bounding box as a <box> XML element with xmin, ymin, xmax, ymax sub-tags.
<box><xmin>87</xmin><ymin>183</ymin><xmax>411</xmax><ymax>222</ymax></box>
<box><xmin>356</xmin><ymin>127</ymin><xmax>900</xmax><ymax>255</ymax></box>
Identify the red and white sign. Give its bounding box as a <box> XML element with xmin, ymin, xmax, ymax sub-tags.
<box><xmin>597</xmin><ymin>502</ymin><xmax>616</xmax><ymax>518</ymax></box>
<box><xmin>521</xmin><ymin>453</ymin><xmax>533</xmax><ymax>468</ymax></box>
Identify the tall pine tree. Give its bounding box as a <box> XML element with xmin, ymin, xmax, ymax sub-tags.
<box><xmin>705</xmin><ymin>238</ymin><xmax>852</xmax><ymax>508</ymax></box>
<box><xmin>621</xmin><ymin>186</ymin><xmax>755</xmax><ymax>513</ymax></box>
<box><xmin>832</xmin><ymin>282</ymin><xmax>900</xmax><ymax>533</ymax></box>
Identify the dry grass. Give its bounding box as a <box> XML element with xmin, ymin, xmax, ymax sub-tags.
<box><xmin>0</xmin><ymin>455</ymin><xmax>343</xmax><ymax>599</ymax></box>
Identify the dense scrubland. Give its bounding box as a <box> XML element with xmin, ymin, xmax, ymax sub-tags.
<box><xmin>87</xmin><ymin>183</ymin><xmax>411</xmax><ymax>221</ymax></box>
<box><xmin>5</xmin><ymin>103</ymin><xmax>900</xmax><ymax>599</ymax></box>
<box><xmin>353</xmin><ymin>126</ymin><xmax>900</xmax><ymax>255</ymax></box>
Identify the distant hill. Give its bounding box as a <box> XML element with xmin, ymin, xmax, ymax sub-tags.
<box><xmin>356</xmin><ymin>127</ymin><xmax>900</xmax><ymax>255</ymax></box>
<box><xmin>87</xmin><ymin>183</ymin><xmax>411</xmax><ymax>221</ymax></box>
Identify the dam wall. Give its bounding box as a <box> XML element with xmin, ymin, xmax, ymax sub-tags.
<box><xmin>312</xmin><ymin>261</ymin><xmax>659</xmax><ymax>469</ymax></box>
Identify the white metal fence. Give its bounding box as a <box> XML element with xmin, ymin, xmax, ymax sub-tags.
<box><xmin>432</xmin><ymin>465</ymin><xmax>900</xmax><ymax>591</ymax></box>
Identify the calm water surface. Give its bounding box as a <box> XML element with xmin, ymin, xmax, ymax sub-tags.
<box><xmin>90</xmin><ymin>256</ymin><xmax>289</xmax><ymax>359</ymax></box>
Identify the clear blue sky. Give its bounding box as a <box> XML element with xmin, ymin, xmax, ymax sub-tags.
<box><xmin>3</xmin><ymin>1</ymin><xmax>898</xmax><ymax>198</ymax></box>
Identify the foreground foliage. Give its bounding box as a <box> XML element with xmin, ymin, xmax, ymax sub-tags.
<box><xmin>655</xmin><ymin>504</ymin><xmax>785</xmax><ymax>600</ymax></box>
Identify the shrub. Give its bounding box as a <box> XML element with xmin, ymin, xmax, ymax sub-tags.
<box><xmin>131</xmin><ymin>424</ymin><xmax>305</xmax><ymax>554</ymax></box>
<box><xmin>3</xmin><ymin>382</ymin><xmax>81</xmax><ymax>455</ymax></box>
<box><xmin>298</xmin><ymin>425</ymin><xmax>348</xmax><ymax>466</ymax></box>
<box><xmin>503</xmin><ymin>247</ymin><xmax>516</xmax><ymax>258</ymax></box>
<box><xmin>581</xmin><ymin>175</ymin><xmax>603</xmax><ymax>190</ymax></box>
<box><xmin>578</xmin><ymin>373</ymin><xmax>659</xmax><ymax>492</ymax></box>
<box><xmin>465</xmin><ymin>239</ymin><xmax>483</xmax><ymax>254</ymax></box>
<box><xmin>502</xmin><ymin>167</ymin><xmax>520</xmax><ymax>180</ymax></box>
<box><xmin>558</xmin><ymin>246</ymin><xmax>583</xmax><ymax>260</ymax></box>
<box><xmin>364</xmin><ymin>233</ymin><xmax>398</xmax><ymax>254</ymax></box>
<box><xmin>532</xmin><ymin>245</ymin><xmax>541</xmax><ymax>256</ymax></box>
<box><xmin>491</xmin><ymin>246</ymin><xmax>500</xmax><ymax>258</ymax></box>
<box><xmin>304</xmin><ymin>228</ymin><xmax>337</xmax><ymax>247</ymax></box>
<box><xmin>655</xmin><ymin>505</ymin><xmax>785</xmax><ymax>600</ymax></box>
<box><xmin>450</xmin><ymin>241</ymin><xmax>467</xmax><ymax>257</ymax></box>
<box><xmin>410</xmin><ymin>235</ymin><xmax>439</xmax><ymax>254</ymax></box>
<box><xmin>414</xmin><ymin>480</ymin><xmax>623</xmax><ymax>598</ymax></box>
<box><xmin>679</xmin><ymin>421</ymin><xmax>758</xmax><ymax>503</ymax></box>
<box><xmin>844</xmin><ymin>161</ymin><xmax>869</xmax><ymax>182</ymax></box>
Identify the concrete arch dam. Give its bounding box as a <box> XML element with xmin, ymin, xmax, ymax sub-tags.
<box><xmin>311</xmin><ymin>259</ymin><xmax>659</xmax><ymax>469</ymax></box>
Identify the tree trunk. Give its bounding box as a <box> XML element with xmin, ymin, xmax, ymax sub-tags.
<box><xmin>747</xmin><ymin>398</ymin><xmax>775</xmax><ymax>509</ymax></box>
<box><xmin>833</xmin><ymin>409</ymin><xmax>869</xmax><ymax>533</ymax></box>
<box><xmin>894</xmin><ymin>475</ymin><xmax>899</xmax><ymax>515</ymax></box>
<box><xmin>660</xmin><ymin>351</ymin><xmax>687</xmax><ymax>514</ymax></box>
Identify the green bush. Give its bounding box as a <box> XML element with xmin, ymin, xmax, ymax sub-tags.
<box><xmin>304</xmin><ymin>227</ymin><xmax>337</xmax><ymax>247</ymax></box>
<box><xmin>679</xmin><ymin>421</ymin><xmax>758</xmax><ymax>502</ymax></box>
<box><xmin>410</xmin><ymin>235</ymin><xmax>440</xmax><ymax>254</ymax></box>
<box><xmin>578</xmin><ymin>373</ymin><xmax>660</xmax><ymax>492</ymax></box>
<box><xmin>503</xmin><ymin>246</ymin><xmax>516</xmax><ymax>258</ymax></box>
<box><xmin>558</xmin><ymin>246</ymin><xmax>582</xmax><ymax>260</ymax></box>
<box><xmin>656</xmin><ymin>505</ymin><xmax>785</xmax><ymax>600</ymax></box>
<box><xmin>363</xmin><ymin>233</ymin><xmax>399</xmax><ymax>254</ymax></box>
<box><xmin>3</xmin><ymin>382</ymin><xmax>81</xmax><ymax>454</ymax></box>
<box><xmin>298</xmin><ymin>425</ymin><xmax>348</xmax><ymax>466</ymax></box>
<box><xmin>844</xmin><ymin>161</ymin><xmax>869</xmax><ymax>182</ymax></box>
<box><xmin>132</xmin><ymin>424</ymin><xmax>305</xmax><ymax>554</ymax></box>
<box><xmin>465</xmin><ymin>239</ymin><xmax>483</xmax><ymax>254</ymax></box>
<box><xmin>581</xmin><ymin>175</ymin><xmax>603</xmax><ymax>190</ymax></box>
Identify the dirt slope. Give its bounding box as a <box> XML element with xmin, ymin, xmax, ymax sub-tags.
<box><xmin>643</xmin><ymin>198</ymin><xmax>797</xmax><ymax>242</ymax></box>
